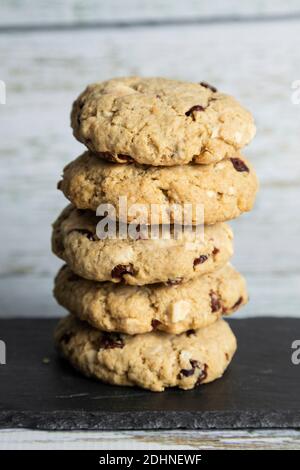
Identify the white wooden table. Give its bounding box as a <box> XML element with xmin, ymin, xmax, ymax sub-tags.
<box><xmin>0</xmin><ymin>1</ymin><xmax>299</xmax><ymax>450</ymax></box>
<box><xmin>0</xmin><ymin>430</ymin><xmax>300</xmax><ymax>450</ymax></box>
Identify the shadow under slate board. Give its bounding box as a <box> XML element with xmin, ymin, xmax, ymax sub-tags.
<box><xmin>0</xmin><ymin>318</ymin><xmax>299</xmax><ymax>430</ymax></box>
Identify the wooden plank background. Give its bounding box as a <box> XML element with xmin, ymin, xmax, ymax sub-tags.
<box><xmin>0</xmin><ymin>1</ymin><xmax>300</xmax><ymax>449</ymax></box>
<box><xmin>0</xmin><ymin>2</ymin><xmax>299</xmax><ymax>319</ymax></box>
<box><xmin>2</xmin><ymin>1</ymin><xmax>300</xmax><ymax>25</ymax></box>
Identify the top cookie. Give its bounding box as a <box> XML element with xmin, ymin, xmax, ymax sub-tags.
<box><xmin>71</xmin><ymin>77</ymin><xmax>256</xmax><ymax>166</ymax></box>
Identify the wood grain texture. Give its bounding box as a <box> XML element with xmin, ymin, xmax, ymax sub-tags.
<box><xmin>1</xmin><ymin>1</ymin><xmax>300</xmax><ymax>26</ymax></box>
<box><xmin>0</xmin><ymin>429</ymin><xmax>300</xmax><ymax>450</ymax></box>
<box><xmin>0</xmin><ymin>19</ymin><xmax>299</xmax><ymax>319</ymax></box>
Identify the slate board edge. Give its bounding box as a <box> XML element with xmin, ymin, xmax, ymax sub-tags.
<box><xmin>1</xmin><ymin>410</ymin><xmax>300</xmax><ymax>431</ymax></box>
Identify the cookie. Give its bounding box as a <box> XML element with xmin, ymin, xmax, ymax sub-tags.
<box><xmin>71</xmin><ymin>77</ymin><xmax>255</xmax><ymax>166</ymax></box>
<box><xmin>55</xmin><ymin>315</ymin><xmax>237</xmax><ymax>391</ymax></box>
<box><xmin>54</xmin><ymin>264</ymin><xmax>247</xmax><ymax>335</ymax></box>
<box><xmin>58</xmin><ymin>151</ymin><xmax>258</xmax><ymax>225</ymax></box>
<box><xmin>52</xmin><ymin>205</ymin><xmax>234</xmax><ymax>285</ymax></box>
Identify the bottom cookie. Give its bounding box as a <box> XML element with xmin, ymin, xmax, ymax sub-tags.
<box><xmin>55</xmin><ymin>315</ymin><xmax>237</xmax><ymax>392</ymax></box>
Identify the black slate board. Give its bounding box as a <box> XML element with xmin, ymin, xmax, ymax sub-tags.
<box><xmin>0</xmin><ymin>318</ymin><xmax>299</xmax><ymax>430</ymax></box>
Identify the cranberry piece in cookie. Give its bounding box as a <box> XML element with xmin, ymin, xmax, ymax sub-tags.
<box><xmin>195</xmin><ymin>364</ymin><xmax>208</xmax><ymax>386</ymax></box>
<box><xmin>193</xmin><ymin>255</ymin><xmax>208</xmax><ymax>267</ymax></box>
<box><xmin>151</xmin><ymin>319</ymin><xmax>162</xmax><ymax>330</ymax></box>
<box><xmin>210</xmin><ymin>291</ymin><xmax>221</xmax><ymax>312</ymax></box>
<box><xmin>200</xmin><ymin>81</ymin><xmax>217</xmax><ymax>92</ymax></box>
<box><xmin>99</xmin><ymin>333</ymin><xmax>124</xmax><ymax>350</ymax></box>
<box><xmin>185</xmin><ymin>105</ymin><xmax>205</xmax><ymax>117</ymax></box>
<box><xmin>230</xmin><ymin>158</ymin><xmax>250</xmax><ymax>173</ymax></box>
<box><xmin>111</xmin><ymin>264</ymin><xmax>135</xmax><ymax>280</ymax></box>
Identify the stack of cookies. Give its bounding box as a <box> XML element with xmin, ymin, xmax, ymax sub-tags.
<box><xmin>52</xmin><ymin>77</ymin><xmax>258</xmax><ymax>392</ymax></box>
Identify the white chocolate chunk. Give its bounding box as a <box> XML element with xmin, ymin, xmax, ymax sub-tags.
<box><xmin>111</xmin><ymin>247</ymin><xmax>134</xmax><ymax>264</ymax></box>
<box><xmin>206</xmin><ymin>190</ymin><xmax>216</xmax><ymax>198</ymax></box>
<box><xmin>169</xmin><ymin>300</ymin><xmax>191</xmax><ymax>323</ymax></box>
